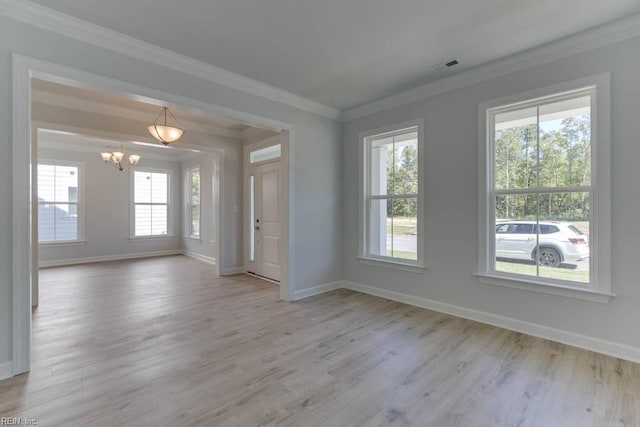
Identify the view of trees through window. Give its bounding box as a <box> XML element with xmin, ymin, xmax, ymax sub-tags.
<box><xmin>492</xmin><ymin>94</ymin><xmax>592</xmax><ymax>283</ymax></box>
<box><xmin>368</xmin><ymin>129</ymin><xmax>419</xmax><ymax>261</ymax></box>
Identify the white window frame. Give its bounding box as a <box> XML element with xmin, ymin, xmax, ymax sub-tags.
<box><xmin>185</xmin><ymin>166</ymin><xmax>201</xmax><ymax>240</ymax></box>
<box><xmin>37</xmin><ymin>159</ymin><xmax>85</xmax><ymax>245</ymax></box>
<box><xmin>477</xmin><ymin>73</ymin><xmax>613</xmax><ymax>303</ymax></box>
<box><xmin>358</xmin><ymin>118</ymin><xmax>425</xmax><ymax>272</ymax></box>
<box><xmin>130</xmin><ymin>167</ymin><xmax>173</xmax><ymax>239</ymax></box>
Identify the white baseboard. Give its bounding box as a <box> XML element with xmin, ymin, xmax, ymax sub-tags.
<box><xmin>340</xmin><ymin>280</ymin><xmax>640</xmax><ymax>364</ymax></box>
<box><xmin>38</xmin><ymin>250</ymin><xmax>183</xmax><ymax>268</ymax></box>
<box><xmin>221</xmin><ymin>267</ymin><xmax>245</xmax><ymax>275</ymax></box>
<box><xmin>182</xmin><ymin>250</ymin><xmax>216</xmax><ymax>266</ymax></box>
<box><xmin>293</xmin><ymin>281</ymin><xmax>342</xmax><ymax>300</ymax></box>
<box><xmin>0</xmin><ymin>361</ymin><xmax>13</xmax><ymax>381</ymax></box>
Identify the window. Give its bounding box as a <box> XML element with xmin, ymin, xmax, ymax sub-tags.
<box><xmin>186</xmin><ymin>167</ymin><xmax>200</xmax><ymax>238</ymax></box>
<box><xmin>249</xmin><ymin>144</ymin><xmax>281</xmax><ymax>164</ymax></box>
<box><xmin>132</xmin><ymin>169</ymin><xmax>171</xmax><ymax>237</ymax></box>
<box><xmin>37</xmin><ymin>162</ymin><xmax>83</xmax><ymax>243</ymax></box>
<box><xmin>360</xmin><ymin>120</ymin><xmax>424</xmax><ymax>269</ymax></box>
<box><xmin>478</xmin><ymin>74</ymin><xmax>611</xmax><ymax>302</ymax></box>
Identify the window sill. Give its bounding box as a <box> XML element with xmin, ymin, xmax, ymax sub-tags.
<box><xmin>39</xmin><ymin>240</ymin><xmax>86</xmax><ymax>247</ymax></box>
<box><xmin>356</xmin><ymin>257</ymin><xmax>426</xmax><ymax>274</ymax></box>
<box><xmin>184</xmin><ymin>236</ymin><xmax>201</xmax><ymax>241</ymax></box>
<box><xmin>475</xmin><ymin>273</ymin><xmax>614</xmax><ymax>303</ymax></box>
<box><xmin>128</xmin><ymin>235</ymin><xmax>175</xmax><ymax>241</ymax></box>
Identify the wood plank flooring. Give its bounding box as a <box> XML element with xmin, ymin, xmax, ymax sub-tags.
<box><xmin>1</xmin><ymin>255</ymin><xmax>639</xmax><ymax>426</ymax></box>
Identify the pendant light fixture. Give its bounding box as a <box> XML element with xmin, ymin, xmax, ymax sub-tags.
<box><xmin>148</xmin><ymin>106</ymin><xmax>185</xmax><ymax>145</ymax></box>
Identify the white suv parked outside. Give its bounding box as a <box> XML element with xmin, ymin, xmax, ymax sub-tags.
<box><xmin>495</xmin><ymin>220</ymin><xmax>589</xmax><ymax>267</ymax></box>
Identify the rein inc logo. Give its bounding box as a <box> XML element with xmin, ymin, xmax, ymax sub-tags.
<box><xmin>1</xmin><ymin>418</ymin><xmax>38</xmax><ymax>426</ymax></box>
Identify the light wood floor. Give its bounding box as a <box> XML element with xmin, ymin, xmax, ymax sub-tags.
<box><xmin>1</xmin><ymin>255</ymin><xmax>639</xmax><ymax>426</ymax></box>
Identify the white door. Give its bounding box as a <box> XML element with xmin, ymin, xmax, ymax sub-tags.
<box><xmin>248</xmin><ymin>161</ymin><xmax>281</xmax><ymax>281</ymax></box>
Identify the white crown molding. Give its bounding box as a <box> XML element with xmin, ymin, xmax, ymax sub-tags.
<box><xmin>0</xmin><ymin>0</ymin><xmax>340</xmax><ymax>121</ymax></box>
<box><xmin>342</xmin><ymin>13</ymin><xmax>640</xmax><ymax>121</ymax></box>
<box><xmin>4</xmin><ymin>1</ymin><xmax>639</xmax><ymax>123</ymax></box>
<box><xmin>32</xmin><ymin>90</ymin><xmax>244</xmax><ymax>140</ymax></box>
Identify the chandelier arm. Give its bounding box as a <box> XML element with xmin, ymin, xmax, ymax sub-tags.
<box><xmin>152</xmin><ymin>108</ymin><xmax>165</xmax><ymax>124</ymax></box>
<box><xmin>166</xmin><ymin>107</ymin><xmax>180</xmax><ymax>124</ymax></box>
<box><xmin>150</xmin><ymin>124</ymin><xmax>162</xmax><ymax>141</ymax></box>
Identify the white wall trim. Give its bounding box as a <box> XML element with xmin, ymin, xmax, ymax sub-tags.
<box><xmin>292</xmin><ymin>281</ymin><xmax>342</xmax><ymax>301</ymax></box>
<box><xmin>342</xmin><ymin>13</ymin><xmax>640</xmax><ymax>121</ymax></box>
<box><xmin>182</xmin><ymin>250</ymin><xmax>216</xmax><ymax>266</ymax></box>
<box><xmin>38</xmin><ymin>250</ymin><xmax>183</xmax><ymax>268</ymax></box>
<box><xmin>12</xmin><ymin>49</ymin><xmax>32</xmax><ymax>376</ymax></box>
<box><xmin>0</xmin><ymin>361</ymin><xmax>13</xmax><ymax>380</ymax></box>
<box><xmin>0</xmin><ymin>0</ymin><xmax>340</xmax><ymax>120</ymax></box>
<box><xmin>221</xmin><ymin>267</ymin><xmax>245</xmax><ymax>275</ymax></box>
<box><xmin>12</xmin><ymin>54</ymin><xmax>294</xmax><ymax>376</ymax></box>
<box><xmin>340</xmin><ymin>280</ymin><xmax>640</xmax><ymax>364</ymax></box>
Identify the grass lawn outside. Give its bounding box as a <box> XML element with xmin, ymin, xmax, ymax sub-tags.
<box><xmin>496</xmin><ymin>260</ymin><xmax>589</xmax><ymax>283</ymax></box>
<box><xmin>386</xmin><ymin>217</ymin><xmax>417</xmax><ymax>236</ymax></box>
<box><xmin>389</xmin><ymin>250</ymin><xmax>417</xmax><ymax>261</ymax></box>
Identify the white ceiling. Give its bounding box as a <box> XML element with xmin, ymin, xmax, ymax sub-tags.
<box><xmin>28</xmin><ymin>0</ymin><xmax>640</xmax><ymax>110</ymax></box>
<box><xmin>38</xmin><ymin>129</ymin><xmax>200</xmax><ymax>161</ymax></box>
<box><xmin>32</xmin><ymin>79</ymin><xmax>252</xmax><ymax>135</ymax></box>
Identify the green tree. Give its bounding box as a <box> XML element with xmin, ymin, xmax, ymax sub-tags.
<box><xmin>386</xmin><ymin>143</ymin><xmax>418</xmax><ymax>217</ymax></box>
<box><xmin>495</xmin><ymin>115</ymin><xmax>590</xmax><ymax>221</ymax></box>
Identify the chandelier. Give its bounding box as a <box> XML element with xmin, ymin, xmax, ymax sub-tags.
<box><xmin>100</xmin><ymin>143</ymin><xmax>141</xmax><ymax>171</ymax></box>
<box><xmin>148</xmin><ymin>106</ymin><xmax>184</xmax><ymax>145</ymax></box>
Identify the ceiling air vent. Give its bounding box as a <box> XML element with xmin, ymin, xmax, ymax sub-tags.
<box><xmin>429</xmin><ymin>59</ymin><xmax>459</xmax><ymax>73</ymax></box>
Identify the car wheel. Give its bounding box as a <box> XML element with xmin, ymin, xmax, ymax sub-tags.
<box><xmin>537</xmin><ymin>247</ymin><xmax>561</xmax><ymax>268</ymax></box>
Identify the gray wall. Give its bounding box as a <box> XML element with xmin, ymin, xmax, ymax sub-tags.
<box><xmin>37</xmin><ymin>147</ymin><xmax>182</xmax><ymax>264</ymax></box>
<box><xmin>343</xmin><ymin>36</ymin><xmax>640</xmax><ymax>350</ymax></box>
<box><xmin>33</xmin><ymin>102</ymin><xmax>246</xmax><ymax>272</ymax></box>
<box><xmin>0</xmin><ymin>16</ymin><xmax>343</xmax><ymax>366</ymax></box>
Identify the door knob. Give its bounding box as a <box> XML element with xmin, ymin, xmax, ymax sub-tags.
<box><xmin>255</xmin><ymin>226</ymin><xmax>260</xmax><ymax>231</ymax></box>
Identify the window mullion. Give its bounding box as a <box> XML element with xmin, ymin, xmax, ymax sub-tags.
<box><xmin>370</xmin><ymin>194</ymin><xmax>418</xmax><ymax>200</ymax></box>
<box><xmin>391</xmin><ymin>135</ymin><xmax>395</xmax><ymax>257</ymax></box>
<box><xmin>494</xmin><ymin>186</ymin><xmax>590</xmax><ymax>196</ymax></box>
<box><xmin>536</xmin><ymin>105</ymin><xmax>541</xmax><ymax>278</ymax></box>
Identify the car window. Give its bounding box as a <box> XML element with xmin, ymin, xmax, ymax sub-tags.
<box><xmin>512</xmin><ymin>224</ymin><xmax>534</xmax><ymax>234</ymax></box>
<box><xmin>496</xmin><ymin>224</ymin><xmax>510</xmax><ymax>234</ymax></box>
<box><xmin>568</xmin><ymin>225</ymin><xmax>585</xmax><ymax>235</ymax></box>
<box><xmin>539</xmin><ymin>224</ymin><xmax>559</xmax><ymax>234</ymax></box>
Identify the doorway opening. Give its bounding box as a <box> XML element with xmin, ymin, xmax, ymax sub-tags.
<box><xmin>245</xmin><ymin>136</ymin><xmax>283</xmax><ymax>283</ymax></box>
<box><xmin>12</xmin><ymin>55</ymin><xmax>293</xmax><ymax>376</ymax></box>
